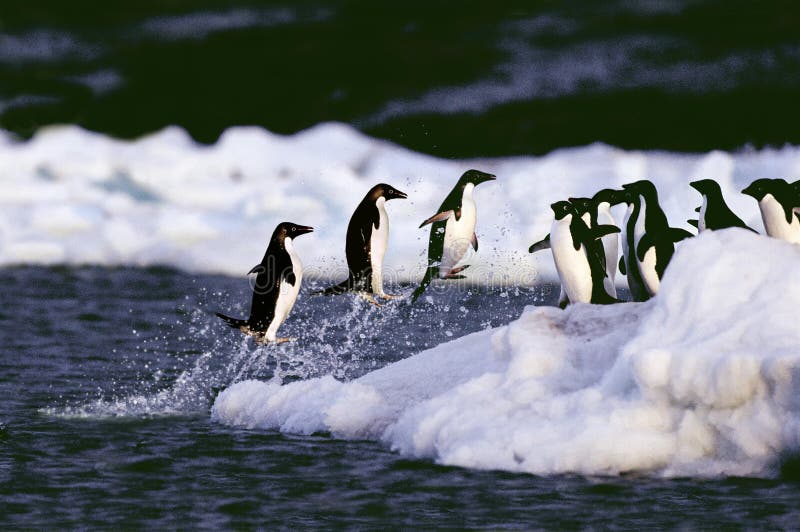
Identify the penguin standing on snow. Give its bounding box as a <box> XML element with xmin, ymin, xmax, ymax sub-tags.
<box><xmin>689</xmin><ymin>179</ymin><xmax>756</xmax><ymax>233</ymax></box>
<box><xmin>216</xmin><ymin>222</ymin><xmax>313</xmax><ymax>344</ymax></box>
<box><xmin>317</xmin><ymin>183</ymin><xmax>408</xmax><ymax>305</ymax></box>
<box><xmin>569</xmin><ymin>189</ymin><xmax>624</xmax><ymax>297</ymax></box>
<box><xmin>622</xmin><ymin>180</ymin><xmax>693</xmax><ymax>297</ymax></box>
<box><xmin>618</xmin><ymin>187</ymin><xmax>650</xmax><ymax>302</ymax></box>
<box><xmin>548</xmin><ymin>201</ymin><xmax>620</xmax><ymax>306</ymax></box>
<box><xmin>411</xmin><ymin>169</ymin><xmax>495</xmax><ymax>302</ymax></box>
<box><xmin>742</xmin><ymin>178</ymin><xmax>800</xmax><ymax>244</ymax></box>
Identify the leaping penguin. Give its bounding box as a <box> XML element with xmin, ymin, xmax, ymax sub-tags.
<box><xmin>622</xmin><ymin>180</ymin><xmax>693</xmax><ymax>297</ymax></box>
<box><xmin>742</xmin><ymin>178</ymin><xmax>800</xmax><ymax>244</ymax></box>
<box><xmin>689</xmin><ymin>179</ymin><xmax>756</xmax><ymax>233</ymax></box>
<box><xmin>316</xmin><ymin>183</ymin><xmax>407</xmax><ymax>305</ymax></box>
<box><xmin>216</xmin><ymin>222</ymin><xmax>313</xmax><ymax>344</ymax></box>
<box><xmin>548</xmin><ymin>201</ymin><xmax>620</xmax><ymax>306</ymax></box>
<box><xmin>411</xmin><ymin>169</ymin><xmax>495</xmax><ymax>302</ymax></box>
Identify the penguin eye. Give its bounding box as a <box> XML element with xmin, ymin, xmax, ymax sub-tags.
<box><xmin>388</xmin><ymin>189</ymin><xmax>394</xmax><ymax>194</ymax></box>
<box><xmin>291</xmin><ymin>227</ymin><xmax>296</xmax><ymax>233</ymax></box>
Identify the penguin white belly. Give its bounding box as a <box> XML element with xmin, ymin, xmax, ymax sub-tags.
<box><xmin>698</xmin><ymin>195</ymin><xmax>708</xmax><ymax>232</ymax></box>
<box><xmin>597</xmin><ymin>204</ymin><xmax>618</xmax><ymax>297</ymax></box>
<box><xmin>632</xmin><ymin>196</ymin><xmax>661</xmax><ymax>294</ymax></box>
<box><xmin>550</xmin><ymin>217</ymin><xmax>593</xmax><ymax>304</ymax></box>
<box><xmin>638</xmin><ymin>247</ymin><xmax>660</xmax><ymax>296</ymax></box>
<box><xmin>759</xmin><ymin>195</ymin><xmax>800</xmax><ymax>244</ymax></box>
<box><xmin>621</xmin><ymin>204</ymin><xmax>633</xmax><ymax>266</ymax></box>
<box><xmin>440</xmin><ymin>186</ymin><xmax>477</xmax><ymax>277</ymax></box>
<box><xmin>370</xmin><ymin>197</ymin><xmax>389</xmax><ymax>295</ymax></box>
<box><xmin>265</xmin><ymin>238</ymin><xmax>303</xmax><ymax>342</ymax></box>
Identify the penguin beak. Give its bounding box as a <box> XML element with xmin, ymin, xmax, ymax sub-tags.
<box><xmin>689</xmin><ymin>181</ymin><xmax>701</xmax><ymax>192</ymax></box>
<box><xmin>295</xmin><ymin>225</ymin><xmax>314</xmax><ymax>236</ymax></box>
<box><xmin>393</xmin><ymin>189</ymin><xmax>408</xmax><ymax>200</ymax></box>
<box><xmin>741</xmin><ymin>184</ymin><xmax>755</xmax><ymax>198</ymax></box>
<box><xmin>481</xmin><ymin>174</ymin><xmax>497</xmax><ymax>184</ymax></box>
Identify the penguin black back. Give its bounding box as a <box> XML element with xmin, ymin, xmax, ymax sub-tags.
<box><xmin>216</xmin><ymin>222</ymin><xmax>313</xmax><ymax>332</ymax></box>
<box><xmin>690</xmin><ymin>179</ymin><xmax>755</xmax><ymax>232</ymax></box>
<box><xmin>320</xmin><ymin>183</ymin><xmax>407</xmax><ymax>295</ymax></box>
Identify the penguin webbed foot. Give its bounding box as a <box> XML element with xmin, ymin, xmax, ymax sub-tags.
<box><xmin>444</xmin><ymin>265</ymin><xmax>470</xmax><ymax>278</ymax></box>
<box><xmin>358</xmin><ymin>293</ymin><xmax>384</xmax><ymax>307</ymax></box>
<box><xmin>378</xmin><ymin>293</ymin><xmax>403</xmax><ymax>300</ymax></box>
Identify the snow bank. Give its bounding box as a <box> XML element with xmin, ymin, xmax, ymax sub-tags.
<box><xmin>212</xmin><ymin>230</ymin><xmax>800</xmax><ymax>477</ymax></box>
<box><xmin>1</xmin><ymin>123</ymin><xmax>799</xmax><ymax>281</ymax></box>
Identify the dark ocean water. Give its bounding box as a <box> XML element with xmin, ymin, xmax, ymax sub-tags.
<box><xmin>1</xmin><ymin>0</ymin><xmax>800</xmax><ymax>156</ymax></box>
<box><xmin>1</xmin><ymin>266</ymin><xmax>800</xmax><ymax>528</ymax></box>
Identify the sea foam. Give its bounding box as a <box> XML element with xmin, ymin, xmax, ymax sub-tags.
<box><xmin>1</xmin><ymin>123</ymin><xmax>799</xmax><ymax>282</ymax></box>
<box><xmin>212</xmin><ymin>230</ymin><xmax>800</xmax><ymax>478</ymax></box>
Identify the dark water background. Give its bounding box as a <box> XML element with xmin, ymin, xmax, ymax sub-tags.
<box><xmin>2</xmin><ymin>0</ymin><xmax>800</xmax><ymax>156</ymax></box>
<box><xmin>1</xmin><ymin>266</ymin><xmax>799</xmax><ymax>528</ymax></box>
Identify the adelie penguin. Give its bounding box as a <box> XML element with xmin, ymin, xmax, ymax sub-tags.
<box><xmin>742</xmin><ymin>178</ymin><xmax>800</xmax><ymax>244</ymax></box>
<box><xmin>215</xmin><ymin>222</ymin><xmax>313</xmax><ymax>343</ymax></box>
<box><xmin>618</xmin><ymin>187</ymin><xmax>650</xmax><ymax>302</ymax></box>
<box><xmin>547</xmin><ymin>200</ymin><xmax>621</xmax><ymax>306</ymax></box>
<box><xmin>689</xmin><ymin>179</ymin><xmax>756</xmax><ymax>233</ymax></box>
<box><xmin>530</xmin><ymin>190</ymin><xmax>622</xmax><ymax>307</ymax></box>
<box><xmin>411</xmin><ymin>169</ymin><xmax>495</xmax><ymax>302</ymax></box>
<box><xmin>316</xmin><ymin>183</ymin><xmax>408</xmax><ymax>305</ymax></box>
<box><xmin>622</xmin><ymin>180</ymin><xmax>693</xmax><ymax>297</ymax></box>
<box><xmin>569</xmin><ymin>189</ymin><xmax>624</xmax><ymax>297</ymax></box>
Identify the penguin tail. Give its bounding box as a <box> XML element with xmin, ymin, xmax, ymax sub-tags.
<box><xmin>410</xmin><ymin>267</ymin><xmax>437</xmax><ymax>303</ymax></box>
<box><xmin>312</xmin><ymin>280</ymin><xmax>350</xmax><ymax>296</ymax></box>
<box><xmin>215</xmin><ymin>312</ymin><xmax>248</xmax><ymax>329</ymax></box>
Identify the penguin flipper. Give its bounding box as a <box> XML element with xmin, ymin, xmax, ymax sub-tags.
<box><xmin>592</xmin><ymin>224</ymin><xmax>621</xmax><ymax>239</ymax></box>
<box><xmin>636</xmin><ymin>234</ymin><xmax>653</xmax><ymax>261</ymax></box>
<box><xmin>419</xmin><ymin>210</ymin><xmax>454</xmax><ymax>228</ymax></box>
<box><xmin>471</xmin><ymin>233</ymin><xmax>478</xmax><ymax>252</ymax></box>
<box><xmin>618</xmin><ymin>256</ymin><xmax>626</xmax><ymax>276</ymax></box>
<box><xmin>247</xmin><ymin>264</ymin><xmax>264</xmax><ymax>275</ymax></box>
<box><xmin>668</xmin><ymin>228</ymin><xmax>694</xmax><ymax>242</ymax></box>
<box><xmin>528</xmin><ymin>234</ymin><xmax>551</xmax><ymax>254</ymax></box>
<box><xmin>215</xmin><ymin>312</ymin><xmax>248</xmax><ymax>329</ymax></box>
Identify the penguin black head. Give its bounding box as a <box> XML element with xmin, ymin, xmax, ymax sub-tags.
<box><xmin>550</xmin><ymin>200</ymin><xmax>575</xmax><ymax>221</ymax></box>
<box><xmin>690</xmin><ymin>179</ymin><xmax>722</xmax><ymax>196</ymax></box>
<box><xmin>272</xmin><ymin>222</ymin><xmax>314</xmax><ymax>242</ymax></box>
<box><xmin>567</xmin><ymin>197</ymin><xmax>594</xmax><ymax>216</ymax></box>
<box><xmin>622</xmin><ymin>180</ymin><xmax>659</xmax><ymax>201</ymax></box>
<box><xmin>458</xmin><ymin>169</ymin><xmax>496</xmax><ymax>187</ymax></box>
<box><xmin>741</xmin><ymin>178</ymin><xmax>788</xmax><ymax>201</ymax></box>
<box><xmin>592</xmin><ymin>188</ymin><xmax>624</xmax><ymax>206</ymax></box>
<box><xmin>369</xmin><ymin>183</ymin><xmax>408</xmax><ymax>201</ymax></box>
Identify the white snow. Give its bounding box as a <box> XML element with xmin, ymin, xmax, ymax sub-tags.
<box><xmin>213</xmin><ymin>230</ymin><xmax>800</xmax><ymax>478</ymax></box>
<box><xmin>1</xmin><ymin>124</ymin><xmax>798</xmax><ymax>283</ymax></box>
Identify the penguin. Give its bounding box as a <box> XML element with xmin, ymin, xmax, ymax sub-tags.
<box><xmin>216</xmin><ymin>222</ymin><xmax>313</xmax><ymax>344</ymax></box>
<box><xmin>317</xmin><ymin>183</ymin><xmax>408</xmax><ymax>305</ymax></box>
<box><xmin>742</xmin><ymin>178</ymin><xmax>800</xmax><ymax>244</ymax></box>
<box><xmin>528</xmin><ymin>233</ymin><xmax>570</xmax><ymax>308</ymax></box>
<box><xmin>411</xmin><ymin>169</ymin><xmax>495</xmax><ymax>302</ymax></box>
<box><xmin>689</xmin><ymin>179</ymin><xmax>756</xmax><ymax>232</ymax></box>
<box><xmin>569</xmin><ymin>189</ymin><xmax>624</xmax><ymax>297</ymax></box>
<box><xmin>618</xmin><ymin>187</ymin><xmax>650</xmax><ymax>302</ymax></box>
<box><xmin>548</xmin><ymin>201</ymin><xmax>620</xmax><ymax>306</ymax></box>
<box><xmin>622</xmin><ymin>180</ymin><xmax>693</xmax><ymax>297</ymax></box>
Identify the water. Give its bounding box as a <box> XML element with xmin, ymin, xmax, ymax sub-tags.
<box><xmin>1</xmin><ymin>265</ymin><xmax>799</xmax><ymax>528</ymax></box>
<box><xmin>1</xmin><ymin>1</ymin><xmax>799</xmax><ymax>156</ymax></box>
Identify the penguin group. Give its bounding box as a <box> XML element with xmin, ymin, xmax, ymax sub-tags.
<box><xmin>531</xmin><ymin>178</ymin><xmax>800</xmax><ymax>306</ymax></box>
<box><xmin>216</xmin><ymin>171</ymin><xmax>799</xmax><ymax>343</ymax></box>
<box><xmin>216</xmin><ymin>170</ymin><xmax>495</xmax><ymax>343</ymax></box>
